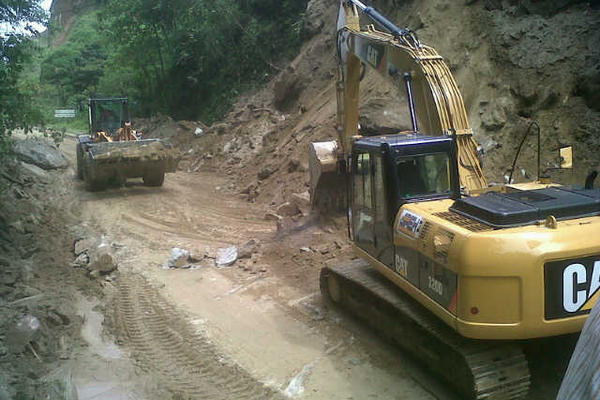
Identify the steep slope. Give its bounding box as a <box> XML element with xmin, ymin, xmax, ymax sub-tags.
<box><xmin>178</xmin><ymin>0</ymin><xmax>599</xmax><ymax>212</ymax></box>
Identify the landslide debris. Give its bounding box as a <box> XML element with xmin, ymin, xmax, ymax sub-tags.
<box><xmin>172</xmin><ymin>0</ymin><xmax>598</xmax><ymax>213</ymax></box>
<box><xmin>0</xmin><ymin>141</ymin><xmax>102</xmax><ymax>399</ymax></box>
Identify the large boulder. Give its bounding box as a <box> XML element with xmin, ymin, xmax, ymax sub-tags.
<box><xmin>13</xmin><ymin>139</ymin><xmax>69</xmax><ymax>170</ymax></box>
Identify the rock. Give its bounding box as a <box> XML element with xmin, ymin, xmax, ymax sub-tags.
<box><xmin>291</xmin><ymin>191</ymin><xmax>311</xmax><ymax>214</ymax></box>
<box><xmin>288</xmin><ymin>159</ymin><xmax>301</xmax><ymax>173</ymax></box>
<box><xmin>264</xmin><ymin>211</ymin><xmax>283</xmax><ymax>222</ymax></box>
<box><xmin>20</xmin><ymin>162</ymin><xmax>49</xmax><ymax>182</ymax></box>
<box><xmin>74</xmin><ymin>238</ymin><xmax>92</xmax><ymax>256</ymax></box>
<box><xmin>166</xmin><ymin>247</ymin><xmax>191</xmax><ymax>268</ymax></box>
<box><xmin>277</xmin><ymin>202</ymin><xmax>301</xmax><ymax>217</ymax></box>
<box><xmin>72</xmin><ymin>252</ymin><xmax>89</xmax><ymax>268</ymax></box>
<box><xmin>273</xmin><ymin>67</ymin><xmax>305</xmax><ymax>111</ymax></box>
<box><xmin>216</xmin><ymin>246</ymin><xmax>238</xmax><ymax>267</ymax></box>
<box><xmin>575</xmin><ymin>73</ymin><xmax>600</xmax><ymax>112</ymax></box>
<box><xmin>0</xmin><ymin>270</ymin><xmax>18</xmax><ymax>286</ymax></box>
<box><xmin>258</xmin><ymin>165</ymin><xmax>276</xmax><ymax>180</ymax></box>
<box><xmin>88</xmin><ymin>244</ymin><xmax>118</xmax><ymax>275</ymax></box>
<box><xmin>6</xmin><ymin>315</ymin><xmax>40</xmax><ymax>353</ymax></box>
<box><xmin>479</xmin><ymin>100</ymin><xmax>507</xmax><ymax>131</ymax></box>
<box><xmin>304</xmin><ymin>0</ymin><xmax>328</xmax><ymax>36</ymax></box>
<box><xmin>238</xmin><ymin>239</ymin><xmax>258</xmax><ymax>259</ymax></box>
<box><xmin>240</xmin><ymin>183</ymin><xmax>256</xmax><ymax>195</ymax></box>
<box><xmin>12</xmin><ymin>139</ymin><xmax>69</xmax><ymax>170</ymax></box>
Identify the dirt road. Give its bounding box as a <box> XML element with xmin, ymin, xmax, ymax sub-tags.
<box><xmin>60</xmin><ymin>135</ymin><xmax>455</xmax><ymax>400</ymax></box>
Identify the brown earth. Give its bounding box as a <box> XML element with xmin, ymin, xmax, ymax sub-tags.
<box><xmin>1</xmin><ymin>0</ymin><xmax>598</xmax><ymax>398</ymax></box>
<box><xmin>0</xmin><ymin>131</ymin><xmax>575</xmax><ymax>399</ymax></box>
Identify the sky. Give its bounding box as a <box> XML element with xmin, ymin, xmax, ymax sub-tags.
<box><xmin>0</xmin><ymin>0</ymin><xmax>53</xmax><ymax>36</ymax></box>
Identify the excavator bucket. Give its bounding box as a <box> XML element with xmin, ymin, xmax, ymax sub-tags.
<box><xmin>309</xmin><ymin>140</ymin><xmax>347</xmax><ymax>212</ymax></box>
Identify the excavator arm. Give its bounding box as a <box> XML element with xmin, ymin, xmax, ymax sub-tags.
<box><xmin>309</xmin><ymin>0</ymin><xmax>486</xmax><ymax>209</ymax></box>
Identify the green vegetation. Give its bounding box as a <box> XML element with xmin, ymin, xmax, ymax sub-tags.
<box><xmin>22</xmin><ymin>0</ymin><xmax>309</xmax><ymax>130</ymax></box>
<box><xmin>0</xmin><ymin>0</ymin><xmax>46</xmax><ymax>151</ymax></box>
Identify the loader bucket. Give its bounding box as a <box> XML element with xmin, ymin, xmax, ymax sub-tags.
<box><xmin>82</xmin><ymin>139</ymin><xmax>180</xmax><ymax>191</ymax></box>
<box><xmin>309</xmin><ymin>140</ymin><xmax>347</xmax><ymax>212</ymax></box>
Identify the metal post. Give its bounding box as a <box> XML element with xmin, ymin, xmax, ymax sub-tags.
<box><xmin>403</xmin><ymin>72</ymin><xmax>419</xmax><ymax>133</ymax></box>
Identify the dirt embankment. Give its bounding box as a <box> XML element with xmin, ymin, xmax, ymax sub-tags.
<box><xmin>0</xmin><ymin>150</ymin><xmax>99</xmax><ymax>398</ymax></box>
<box><xmin>165</xmin><ymin>0</ymin><xmax>598</xmax><ymax>210</ymax></box>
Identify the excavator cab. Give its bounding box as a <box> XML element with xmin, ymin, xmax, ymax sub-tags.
<box><xmin>350</xmin><ymin>134</ymin><xmax>459</xmax><ymax>267</ymax></box>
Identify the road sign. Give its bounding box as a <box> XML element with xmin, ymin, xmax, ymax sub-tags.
<box><xmin>54</xmin><ymin>109</ymin><xmax>76</xmax><ymax>118</ymax></box>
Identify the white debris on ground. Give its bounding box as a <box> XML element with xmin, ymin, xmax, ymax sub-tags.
<box><xmin>165</xmin><ymin>247</ymin><xmax>192</xmax><ymax>269</ymax></box>
<box><xmin>215</xmin><ymin>246</ymin><xmax>238</xmax><ymax>267</ymax></box>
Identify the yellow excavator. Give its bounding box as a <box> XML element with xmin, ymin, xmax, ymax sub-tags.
<box><xmin>309</xmin><ymin>1</ymin><xmax>600</xmax><ymax>398</ymax></box>
<box><xmin>76</xmin><ymin>97</ymin><xmax>179</xmax><ymax>191</ymax></box>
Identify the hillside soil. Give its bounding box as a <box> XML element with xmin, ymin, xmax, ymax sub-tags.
<box><xmin>2</xmin><ymin>0</ymin><xmax>598</xmax><ymax>398</ymax></box>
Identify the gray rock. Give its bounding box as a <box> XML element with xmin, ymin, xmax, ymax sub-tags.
<box><xmin>216</xmin><ymin>246</ymin><xmax>238</xmax><ymax>267</ymax></box>
<box><xmin>258</xmin><ymin>165</ymin><xmax>276</xmax><ymax>180</ymax></box>
<box><xmin>264</xmin><ymin>211</ymin><xmax>283</xmax><ymax>222</ymax></box>
<box><xmin>20</xmin><ymin>162</ymin><xmax>49</xmax><ymax>182</ymax></box>
<box><xmin>74</xmin><ymin>238</ymin><xmax>92</xmax><ymax>256</ymax></box>
<box><xmin>6</xmin><ymin>314</ymin><xmax>40</xmax><ymax>353</ymax></box>
<box><xmin>277</xmin><ymin>202</ymin><xmax>301</xmax><ymax>217</ymax></box>
<box><xmin>291</xmin><ymin>191</ymin><xmax>311</xmax><ymax>214</ymax></box>
<box><xmin>238</xmin><ymin>239</ymin><xmax>258</xmax><ymax>259</ymax></box>
<box><xmin>88</xmin><ymin>244</ymin><xmax>118</xmax><ymax>275</ymax></box>
<box><xmin>72</xmin><ymin>252</ymin><xmax>89</xmax><ymax>268</ymax></box>
<box><xmin>13</xmin><ymin>139</ymin><xmax>69</xmax><ymax>170</ymax></box>
<box><xmin>304</xmin><ymin>0</ymin><xmax>328</xmax><ymax>36</ymax></box>
<box><xmin>166</xmin><ymin>247</ymin><xmax>191</xmax><ymax>268</ymax></box>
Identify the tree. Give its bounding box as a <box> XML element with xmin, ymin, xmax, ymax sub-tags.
<box><xmin>0</xmin><ymin>0</ymin><xmax>47</xmax><ymax>146</ymax></box>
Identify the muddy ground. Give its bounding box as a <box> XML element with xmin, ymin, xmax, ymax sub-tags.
<box><xmin>0</xmin><ymin>134</ymin><xmax>577</xmax><ymax>400</ymax></box>
<box><xmin>2</xmin><ymin>0</ymin><xmax>598</xmax><ymax>398</ymax></box>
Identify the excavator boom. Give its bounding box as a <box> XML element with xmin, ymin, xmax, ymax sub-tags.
<box><xmin>310</xmin><ymin>0</ymin><xmax>486</xmax><ymax>209</ymax></box>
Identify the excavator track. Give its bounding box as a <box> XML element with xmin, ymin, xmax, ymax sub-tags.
<box><xmin>320</xmin><ymin>259</ymin><xmax>530</xmax><ymax>399</ymax></box>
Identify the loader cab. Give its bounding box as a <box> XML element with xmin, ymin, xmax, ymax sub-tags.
<box><xmin>350</xmin><ymin>133</ymin><xmax>460</xmax><ymax>267</ymax></box>
<box><xmin>88</xmin><ymin>97</ymin><xmax>130</xmax><ymax>136</ymax></box>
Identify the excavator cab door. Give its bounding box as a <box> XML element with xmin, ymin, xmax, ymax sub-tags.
<box><xmin>351</xmin><ymin>150</ymin><xmax>394</xmax><ymax>268</ymax></box>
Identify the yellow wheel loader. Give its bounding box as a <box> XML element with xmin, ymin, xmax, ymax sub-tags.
<box><xmin>310</xmin><ymin>1</ymin><xmax>600</xmax><ymax>398</ymax></box>
<box><xmin>76</xmin><ymin>97</ymin><xmax>179</xmax><ymax>191</ymax></box>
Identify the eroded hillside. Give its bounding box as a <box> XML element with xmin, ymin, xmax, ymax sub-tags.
<box><xmin>172</xmin><ymin>0</ymin><xmax>599</xmax><ymax>208</ymax></box>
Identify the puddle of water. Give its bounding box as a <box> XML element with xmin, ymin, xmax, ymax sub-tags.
<box><xmin>73</xmin><ymin>293</ymin><xmax>142</xmax><ymax>400</ymax></box>
<box><xmin>76</xmin><ymin>294</ymin><xmax>123</xmax><ymax>359</ymax></box>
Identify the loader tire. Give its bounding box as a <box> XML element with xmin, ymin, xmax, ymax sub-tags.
<box><xmin>83</xmin><ymin>156</ymin><xmax>106</xmax><ymax>192</ymax></box>
<box><xmin>143</xmin><ymin>168</ymin><xmax>165</xmax><ymax>187</ymax></box>
<box><xmin>76</xmin><ymin>142</ymin><xmax>84</xmax><ymax>180</ymax></box>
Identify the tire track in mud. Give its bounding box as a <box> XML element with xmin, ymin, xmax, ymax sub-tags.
<box><xmin>115</xmin><ymin>274</ymin><xmax>283</xmax><ymax>400</ymax></box>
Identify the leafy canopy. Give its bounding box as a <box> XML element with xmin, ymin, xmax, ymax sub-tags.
<box><xmin>1</xmin><ymin>0</ymin><xmax>47</xmax><ymax>143</ymax></box>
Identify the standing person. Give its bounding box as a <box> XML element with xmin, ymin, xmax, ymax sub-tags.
<box><xmin>557</xmin><ymin>299</ymin><xmax>600</xmax><ymax>399</ymax></box>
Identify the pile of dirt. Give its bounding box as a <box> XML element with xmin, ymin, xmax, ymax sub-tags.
<box><xmin>0</xmin><ymin>148</ymin><xmax>102</xmax><ymax>399</ymax></box>
<box><xmin>169</xmin><ymin>0</ymin><xmax>598</xmax><ymax>215</ymax></box>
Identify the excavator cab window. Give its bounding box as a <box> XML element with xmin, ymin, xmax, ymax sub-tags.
<box><xmin>396</xmin><ymin>153</ymin><xmax>451</xmax><ymax>200</ymax></box>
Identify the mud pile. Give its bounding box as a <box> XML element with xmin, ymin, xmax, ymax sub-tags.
<box><xmin>174</xmin><ymin>0</ymin><xmax>598</xmax><ymax>211</ymax></box>
<box><xmin>0</xmin><ymin>152</ymin><xmax>101</xmax><ymax>398</ymax></box>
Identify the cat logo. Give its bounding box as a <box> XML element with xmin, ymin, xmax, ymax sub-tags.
<box><xmin>365</xmin><ymin>44</ymin><xmax>384</xmax><ymax>69</ymax></box>
<box><xmin>563</xmin><ymin>261</ymin><xmax>600</xmax><ymax>313</ymax></box>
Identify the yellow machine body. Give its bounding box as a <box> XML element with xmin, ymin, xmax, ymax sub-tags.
<box><xmin>312</xmin><ymin>0</ymin><xmax>600</xmax><ymax>342</ymax></box>
<box><xmin>355</xmin><ymin>188</ymin><xmax>600</xmax><ymax>340</ymax></box>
